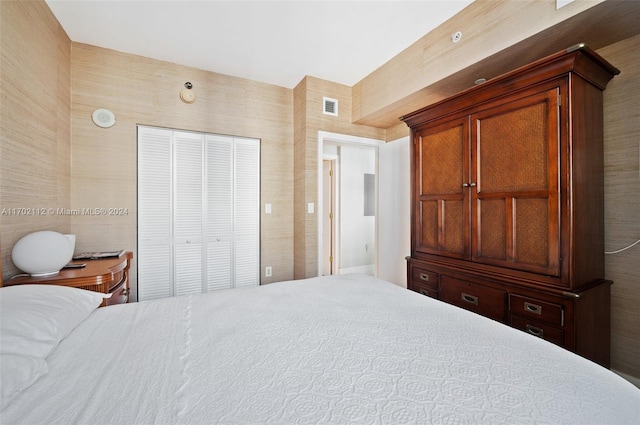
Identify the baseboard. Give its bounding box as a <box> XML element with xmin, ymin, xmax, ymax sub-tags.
<box><xmin>612</xmin><ymin>369</ymin><xmax>640</xmax><ymax>388</ymax></box>
<box><xmin>339</xmin><ymin>265</ymin><xmax>375</xmax><ymax>275</ymax></box>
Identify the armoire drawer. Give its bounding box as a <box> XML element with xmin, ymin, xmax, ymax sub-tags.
<box><xmin>409</xmin><ymin>265</ymin><xmax>439</xmax><ymax>298</ymax></box>
<box><xmin>440</xmin><ymin>276</ymin><xmax>506</xmax><ymax>322</ymax></box>
<box><xmin>411</xmin><ymin>267</ymin><xmax>438</xmax><ymax>289</ymax></box>
<box><xmin>510</xmin><ymin>315</ymin><xmax>564</xmax><ymax>346</ymax></box>
<box><xmin>409</xmin><ymin>280</ymin><xmax>438</xmax><ymax>299</ymax></box>
<box><xmin>509</xmin><ymin>294</ymin><xmax>564</xmax><ymax>327</ymax></box>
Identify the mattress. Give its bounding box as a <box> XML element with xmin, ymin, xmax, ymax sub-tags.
<box><xmin>2</xmin><ymin>274</ymin><xmax>639</xmax><ymax>424</ymax></box>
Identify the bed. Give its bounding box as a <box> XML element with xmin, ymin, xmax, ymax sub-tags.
<box><xmin>1</xmin><ymin>273</ymin><xmax>639</xmax><ymax>424</ymax></box>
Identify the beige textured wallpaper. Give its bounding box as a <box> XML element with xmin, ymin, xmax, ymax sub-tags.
<box><xmin>599</xmin><ymin>35</ymin><xmax>640</xmax><ymax>380</ymax></box>
<box><xmin>69</xmin><ymin>43</ymin><xmax>294</xmax><ymax>298</ymax></box>
<box><xmin>0</xmin><ymin>1</ymin><xmax>71</xmax><ymax>281</ymax></box>
<box><xmin>293</xmin><ymin>76</ymin><xmax>385</xmax><ymax>279</ymax></box>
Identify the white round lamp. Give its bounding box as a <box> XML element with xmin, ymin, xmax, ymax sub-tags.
<box><xmin>12</xmin><ymin>231</ymin><xmax>76</xmax><ymax>276</ymax></box>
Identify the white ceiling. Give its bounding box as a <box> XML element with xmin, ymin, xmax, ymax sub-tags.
<box><xmin>45</xmin><ymin>0</ymin><xmax>473</xmax><ymax>89</ymax></box>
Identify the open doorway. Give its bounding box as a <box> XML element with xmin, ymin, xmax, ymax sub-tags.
<box><xmin>318</xmin><ymin>132</ymin><xmax>383</xmax><ymax>277</ymax></box>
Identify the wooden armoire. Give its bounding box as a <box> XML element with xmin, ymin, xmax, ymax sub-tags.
<box><xmin>402</xmin><ymin>44</ymin><xmax>619</xmax><ymax>367</ymax></box>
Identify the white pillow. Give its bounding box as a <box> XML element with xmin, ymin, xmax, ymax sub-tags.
<box><xmin>0</xmin><ymin>284</ymin><xmax>110</xmax><ymax>359</ymax></box>
<box><xmin>0</xmin><ymin>354</ymin><xmax>48</xmax><ymax>410</ymax></box>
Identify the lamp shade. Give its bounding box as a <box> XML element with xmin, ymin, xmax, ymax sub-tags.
<box><xmin>12</xmin><ymin>231</ymin><xmax>75</xmax><ymax>276</ymax></box>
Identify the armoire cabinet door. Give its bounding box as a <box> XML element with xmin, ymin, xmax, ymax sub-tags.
<box><xmin>413</xmin><ymin>116</ymin><xmax>470</xmax><ymax>259</ymax></box>
<box><xmin>471</xmin><ymin>86</ymin><xmax>561</xmax><ymax>276</ymax></box>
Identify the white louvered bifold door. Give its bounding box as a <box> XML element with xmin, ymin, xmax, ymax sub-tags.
<box><xmin>138</xmin><ymin>126</ymin><xmax>260</xmax><ymax>301</ymax></box>
<box><xmin>206</xmin><ymin>134</ymin><xmax>233</xmax><ymax>291</ymax></box>
<box><xmin>173</xmin><ymin>131</ymin><xmax>205</xmax><ymax>296</ymax></box>
<box><xmin>234</xmin><ymin>137</ymin><xmax>260</xmax><ymax>287</ymax></box>
<box><xmin>137</xmin><ymin>126</ymin><xmax>173</xmax><ymax>300</ymax></box>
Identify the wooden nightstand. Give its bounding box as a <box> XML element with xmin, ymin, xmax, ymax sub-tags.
<box><xmin>5</xmin><ymin>251</ymin><xmax>133</xmax><ymax>307</ymax></box>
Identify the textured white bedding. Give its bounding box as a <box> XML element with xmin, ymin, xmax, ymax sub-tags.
<box><xmin>2</xmin><ymin>274</ymin><xmax>639</xmax><ymax>424</ymax></box>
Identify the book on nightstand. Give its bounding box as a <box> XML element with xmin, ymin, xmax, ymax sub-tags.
<box><xmin>73</xmin><ymin>250</ymin><xmax>125</xmax><ymax>260</ymax></box>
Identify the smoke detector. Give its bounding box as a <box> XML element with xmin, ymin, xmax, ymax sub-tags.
<box><xmin>92</xmin><ymin>108</ymin><xmax>116</xmax><ymax>128</ymax></box>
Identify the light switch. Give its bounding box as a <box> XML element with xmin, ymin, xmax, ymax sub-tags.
<box><xmin>265</xmin><ymin>203</ymin><xmax>272</xmax><ymax>214</ymax></box>
<box><xmin>308</xmin><ymin>203</ymin><xmax>315</xmax><ymax>214</ymax></box>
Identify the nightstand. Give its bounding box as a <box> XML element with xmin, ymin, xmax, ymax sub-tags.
<box><xmin>6</xmin><ymin>251</ymin><xmax>133</xmax><ymax>306</ymax></box>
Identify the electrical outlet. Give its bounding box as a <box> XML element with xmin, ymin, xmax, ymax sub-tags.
<box><xmin>265</xmin><ymin>266</ymin><xmax>272</xmax><ymax>277</ymax></box>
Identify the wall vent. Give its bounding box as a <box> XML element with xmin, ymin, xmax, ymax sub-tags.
<box><xmin>323</xmin><ymin>97</ymin><xmax>338</xmax><ymax>116</ymax></box>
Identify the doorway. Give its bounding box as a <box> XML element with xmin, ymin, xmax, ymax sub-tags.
<box><xmin>317</xmin><ymin>131</ymin><xmax>383</xmax><ymax>277</ymax></box>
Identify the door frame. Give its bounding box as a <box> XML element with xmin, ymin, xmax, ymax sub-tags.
<box><xmin>317</xmin><ymin>131</ymin><xmax>384</xmax><ymax>277</ymax></box>
<box><xmin>322</xmin><ymin>156</ymin><xmax>338</xmax><ymax>275</ymax></box>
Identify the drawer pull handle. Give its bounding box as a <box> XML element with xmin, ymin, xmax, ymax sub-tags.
<box><xmin>419</xmin><ymin>290</ymin><xmax>430</xmax><ymax>297</ymax></box>
<box><xmin>419</xmin><ymin>273</ymin><xmax>429</xmax><ymax>281</ymax></box>
<box><xmin>461</xmin><ymin>293</ymin><xmax>478</xmax><ymax>305</ymax></box>
<box><xmin>524</xmin><ymin>302</ymin><xmax>542</xmax><ymax>315</ymax></box>
<box><xmin>526</xmin><ymin>324</ymin><xmax>544</xmax><ymax>338</ymax></box>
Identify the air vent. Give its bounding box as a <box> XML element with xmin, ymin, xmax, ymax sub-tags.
<box><xmin>323</xmin><ymin>97</ymin><xmax>338</xmax><ymax>116</ymax></box>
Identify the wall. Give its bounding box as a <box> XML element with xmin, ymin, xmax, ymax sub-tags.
<box><xmin>599</xmin><ymin>35</ymin><xmax>640</xmax><ymax>381</ymax></box>
<box><xmin>292</xmin><ymin>79</ymin><xmax>308</xmax><ymax>279</ymax></box>
<box><xmin>0</xmin><ymin>0</ymin><xmax>71</xmax><ymax>280</ymax></box>
<box><xmin>378</xmin><ymin>137</ymin><xmax>411</xmax><ymax>286</ymax></box>
<box><xmin>293</xmin><ymin>76</ymin><xmax>385</xmax><ymax>278</ymax></box>
<box><xmin>69</xmin><ymin>43</ymin><xmax>294</xmax><ymax>297</ymax></box>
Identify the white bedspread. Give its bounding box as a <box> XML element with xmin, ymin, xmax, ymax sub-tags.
<box><xmin>2</xmin><ymin>274</ymin><xmax>639</xmax><ymax>424</ymax></box>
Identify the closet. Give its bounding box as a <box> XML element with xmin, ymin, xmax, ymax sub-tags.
<box><xmin>402</xmin><ymin>45</ymin><xmax>618</xmax><ymax>367</ymax></box>
<box><xmin>137</xmin><ymin>126</ymin><xmax>260</xmax><ymax>301</ymax></box>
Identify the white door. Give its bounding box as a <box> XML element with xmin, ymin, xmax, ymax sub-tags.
<box><xmin>137</xmin><ymin>126</ymin><xmax>260</xmax><ymax>301</ymax></box>
<box><xmin>173</xmin><ymin>131</ymin><xmax>205</xmax><ymax>296</ymax></box>
<box><xmin>137</xmin><ymin>126</ymin><xmax>173</xmax><ymax>300</ymax></box>
<box><xmin>205</xmin><ymin>135</ymin><xmax>233</xmax><ymax>291</ymax></box>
